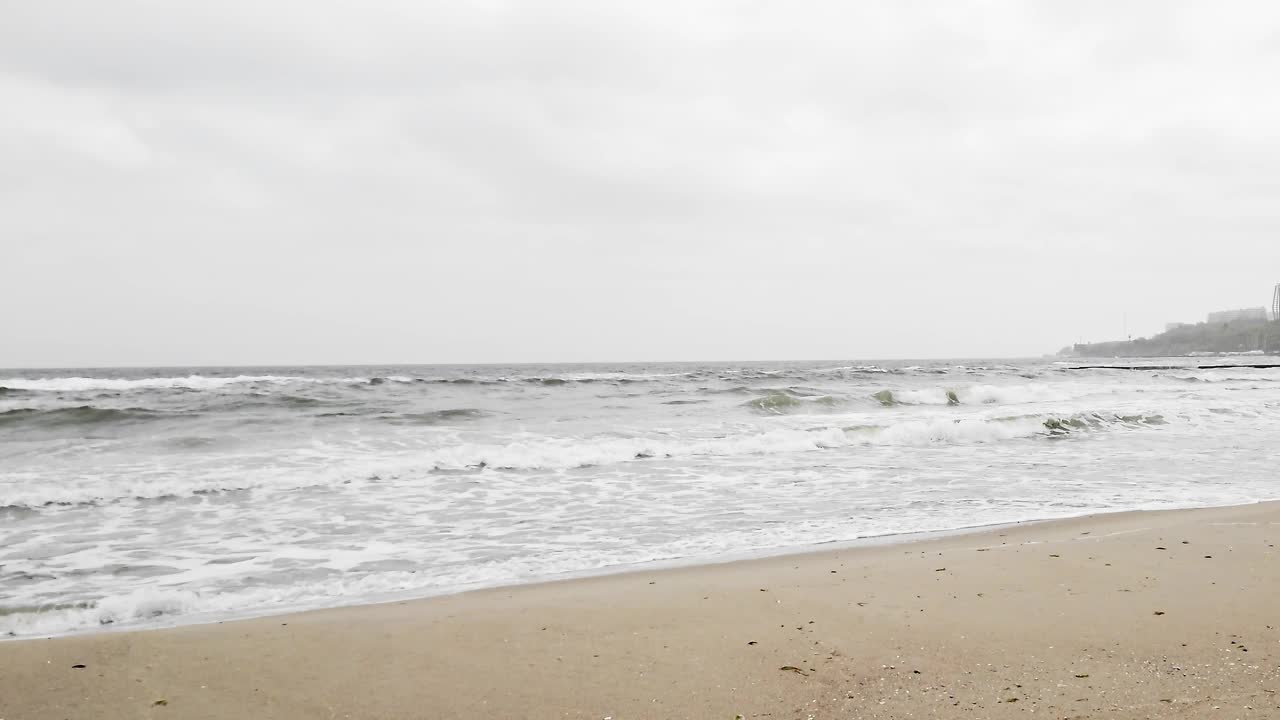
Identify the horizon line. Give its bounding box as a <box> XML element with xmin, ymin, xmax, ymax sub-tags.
<box><xmin>0</xmin><ymin>354</ymin><xmax>1049</xmax><ymax>372</ymax></box>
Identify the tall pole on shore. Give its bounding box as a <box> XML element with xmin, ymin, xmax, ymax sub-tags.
<box><xmin>1271</xmin><ymin>284</ymin><xmax>1280</xmax><ymax>353</ymax></box>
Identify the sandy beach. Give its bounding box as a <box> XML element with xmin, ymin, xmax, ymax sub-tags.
<box><xmin>3</xmin><ymin>501</ymin><xmax>1278</xmax><ymax>719</ymax></box>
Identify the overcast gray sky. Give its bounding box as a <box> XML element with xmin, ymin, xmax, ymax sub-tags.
<box><xmin>4</xmin><ymin>1</ymin><xmax>1280</xmax><ymax>367</ymax></box>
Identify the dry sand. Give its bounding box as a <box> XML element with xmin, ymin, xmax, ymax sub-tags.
<box><xmin>3</xmin><ymin>501</ymin><xmax>1279</xmax><ymax>719</ymax></box>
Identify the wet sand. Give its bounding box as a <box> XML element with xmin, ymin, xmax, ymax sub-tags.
<box><xmin>3</xmin><ymin>501</ymin><xmax>1279</xmax><ymax>719</ymax></box>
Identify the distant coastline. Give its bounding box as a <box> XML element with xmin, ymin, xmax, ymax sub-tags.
<box><xmin>1063</xmin><ymin>317</ymin><xmax>1280</xmax><ymax>358</ymax></box>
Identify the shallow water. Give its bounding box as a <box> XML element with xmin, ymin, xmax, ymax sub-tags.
<box><xmin>3</xmin><ymin>358</ymin><xmax>1280</xmax><ymax>637</ymax></box>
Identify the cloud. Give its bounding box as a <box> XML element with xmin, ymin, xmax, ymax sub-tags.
<box><xmin>4</xmin><ymin>1</ymin><xmax>1280</xmax><ymax>365</ymax></box>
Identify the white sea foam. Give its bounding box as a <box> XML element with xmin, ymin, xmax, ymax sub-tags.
<box><xmin>0</xmin><ymin>375</ymin><xmax>327</xmax><ymax>392</ymax></box>
<box><xmin>959</xmin><ymin>383</ymin><xmax>1079</xmax><ymax>404</ymax></box>
<box><xmin>1</xmin><ymin>411</ymin><xmax>1175</xmax><ymax>511</ymax></box>
<box><xmin>1</xmin><ymin>587</ymin><xmax>246</xmax><ymax>638</ymax></box>
<box><xmin>4</xmin><ymin>424</ymin><xmax>960</xmax><ymax>507</ymax></box>
<box><xmin>6</xmin><ymin>359</ymin><xmax>1280</xmax><ymax>640</ymax></box>
<box><xmin>1172</xmin><ymin>369</ymin><xmax>1280</xmax><ymax>383</ymax></box>
<box><xmin>860</xmin><ymin>416</ymin><xmax>1042</xmax><ymax>444</ymax></box>
<box><xmin>811</xmin><ymin>365</ymin><xmax>891</xmax><ymax>374</ymax></box>
<box><xmin>0</xmin><ymin>463</ymin><xmax>373</xmax><ymax>509</ymax></box>
<box><xmin>885</xmin><ymin>383</ymin><xmax>1081</xmax><ymax>406</ymax></box>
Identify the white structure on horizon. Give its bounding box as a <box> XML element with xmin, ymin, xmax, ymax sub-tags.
<box><xmin>1207</xmin><ymin>307</ymin><xmax>1269</xmax><ymax>324</ymax></box>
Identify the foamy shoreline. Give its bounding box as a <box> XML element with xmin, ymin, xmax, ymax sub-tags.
<box><xmin>3</xmin><ymin>500</ymin><xmax>1279</xmax><ymax>719</ymax></box>
<box><xmin>6</xmin><ymin>497</ymin><xmax>1275</xmax><ymax>641</ymax></box>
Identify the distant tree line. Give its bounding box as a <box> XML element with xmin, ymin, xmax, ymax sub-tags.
<box><xmin>1069</xmin><ymin>318</ymin><xmax>1280</xmax><ymax>357</ymax></box>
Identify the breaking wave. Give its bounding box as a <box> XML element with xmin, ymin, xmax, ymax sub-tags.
<box><xmin>744</xmin><ymin>392</ymin><xmax>805</xmax><ymax>413</ymax></box>
<box><xmin>1040</xmin><ymin>413</ymin><xmax>1166</xmax><ymax>433</ymax></box>
<box><xmin>743</xmin><ymin>383</ymin><xmax>1082</xmax><ymax>414</ymax></box>
<box><xmin>413</xmin><ymin>410</ymin><xmax>1161</xmax><ymax>471</ymax></box>
<box><xmin>0</xmin><ymin>409</ymin><xmax>1168</xmax><ymax>511</ymax></box>
<box><xmin>745</xmin><ymin>392</ymin><xmax>845</xmax><ymax>414</ymax></box>
<box><xmin>871</xmin><ymin>384</ymin><xmax>1076</xmax><ymax>407</ymax></box>
<box><xmin>0</xmin><ymin>371</ymin><xmax>707</xmax><ymax>395</ymax></box>
<box><xmin>1</xmin><ymin>375</ymin><xmax>321</xmax><ymax>392</ymax></box>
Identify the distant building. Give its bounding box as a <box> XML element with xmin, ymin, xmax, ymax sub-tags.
<box><xmin>1165</xmin><ymin>322</ymin><xmax>1191</xmax><ymax>332</ymax></box>
<box><xmin>1273</xmin><ymin>284</ymin><xmax>1280</xmax><ymax>321</ymax></box>
<box><xmin>1207</xmin><ymin>307</ymin><xmax>1268</xmax><ymax>324</ymax></box>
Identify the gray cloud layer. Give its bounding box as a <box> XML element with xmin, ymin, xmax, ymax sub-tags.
<box><xmin>5</xmin><ymin>1</ymin><xmax>1280</xmax><ymax>366</ymax></box>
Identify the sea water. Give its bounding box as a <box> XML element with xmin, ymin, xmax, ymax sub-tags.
<box><xmin>3</xmin><ymin>359</ymin><xmax>1279</xmax><ymax>637</ymax></box>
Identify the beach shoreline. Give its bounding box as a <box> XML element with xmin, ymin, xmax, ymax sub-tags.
<box><xmin>3</xmin><ymin>500</ymin><xmax>1279</xmax><ymax>719</ymax></box>
<box><xmin>8</xmin><ymin>501</ymin><xmax>1268</xmax><ymax>644</ymax></box>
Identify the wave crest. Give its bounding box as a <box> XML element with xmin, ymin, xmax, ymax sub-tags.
<box><xmin>0</xmin><ymin>406</ymin><xmax>167</xmax><ymax>429</ymax></box>
<box><xmin>872</xmin><ymin>384</ymin><xmax>1073</xmax><ymax>407</ymax></box>
<box><xmin>387</xmin><ymin>408</ymin><xmax>488</xmax><ymax>425</ymax></box>
<box><xmin>744</xmin><ymin>392</ymin><xmax>805</xmax><ymax>413</ymax></box>
<box><xmin>2</xmin><ymin>408</ymin><xmax>1173</xmax><ymax>510</ymax></box>
<box><xmin>1</xmin><ymin>375</ymin><xmax>318</xmax><ymax>393</ymax></box>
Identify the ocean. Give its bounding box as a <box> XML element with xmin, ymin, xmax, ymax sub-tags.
<box><xmin>3</xmin><ymin>358</ymin><xmax>1279</xmax><ymax>638</ymax></box>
